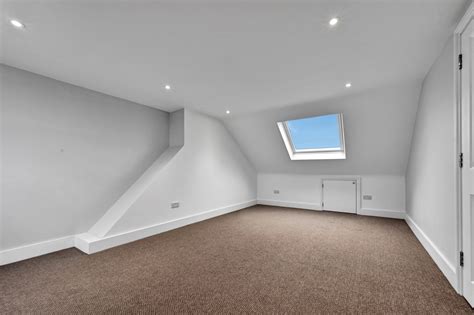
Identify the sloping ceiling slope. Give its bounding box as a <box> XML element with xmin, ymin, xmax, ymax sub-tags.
<box><xmin>0</xmin><ymin>0</ymin><xmax>468</xmax><ymax>117</ymax></box>
<box><xmin>224</xmin><ymin>82</ymin><xmax>421</xmax><ymax>175</ymax></box>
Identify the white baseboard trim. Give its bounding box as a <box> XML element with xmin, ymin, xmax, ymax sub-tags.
<box><xmin>257</xmin><ymin>199</ymin><xmax>321</xmax><ymax>211</ymax></box>
<box><xmin>76</xmin><ymin>199</ymin><xmax>257</xmax><ymax>254</ymax></box>
<box><xmin>0</xmin><ymin>235</ymin><xmax>75</xmax><ymax>266</ymax></box>
<box><xmin>405</xmin><ymin>215</ymin><xmax>457</xmax><ymax>289</ymax></box>
<box><xmin>1</xmin><ymin>200</ymin><xmax>257</xmax><ymax>264</ymax></box>
<box><xmin>358</xmin><ymin>208</ymin><xmax>405</xmax><ymax>219</ymax></box>
<box><xmin>74</xmin><ymin>233</ymin><xmax>91</xmax><ymax>254</ymax></box>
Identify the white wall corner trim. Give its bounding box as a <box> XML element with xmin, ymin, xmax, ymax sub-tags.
<box><xmin>75</xmin><ymin>199</ymin><xmax>257</xmax><ymax>254</ymax></box>
<box><xmin>405</xmin><ymin>215</ymin><xmax>458</xmax><ymax>290</ymax></box>
<box><xmin>0</xmin><ymin>235</ymin><xmax>75</xmax><ymax>266</ymax></box>
<box><xmin>358</xmin><ymin>208</ymin><xmax>406</xmax><ymax>219</ymax></box>
<box><xmin>454</xmin><ymin>0</ymin><xmax>474</xmax><ymax>34</ymax></box>
<box><xmin>88</xmin><ymin>146</ymin><xmax>183</xmax><ymax>238</ymax></box>
<box><xmin>257</xmin><ymin>199</ymin><xmax>321</xmax><ymax>211</ymax></box>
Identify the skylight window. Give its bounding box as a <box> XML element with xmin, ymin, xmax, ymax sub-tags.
<box><xmin>277</xmin><ymin>113</ymin><xmax>346</xmax><ymax>160</ymax></box>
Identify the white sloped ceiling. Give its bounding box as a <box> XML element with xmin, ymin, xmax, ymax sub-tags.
<box><xmin>224</xmin><ymin>81</ymin><xmax>421</xmax><ymax>175</ymax></box>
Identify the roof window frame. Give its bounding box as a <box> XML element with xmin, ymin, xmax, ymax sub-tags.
<box><xmin>277</xmin><ymin>113</ymin><xmax>346</xmax><ymax>160</ymax></box>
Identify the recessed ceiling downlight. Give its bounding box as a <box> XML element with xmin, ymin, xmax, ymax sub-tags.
<box><xmin>165</xmin><ymin>85</ymin><xmax>171</xmax><ymax>90</ymax></box>
<box><xmin>345</xmin><ymin>82</ymin><xmax>352</xmax><ymax>88</ymax></box>
<box><xmin>329</xmin><ymin>17</ymin><xmax>339</xmax><ymax>26</ymax></box>
<box><xmin>226</xmin><ymin>110</ymin><xmax>230</xmax><ymax>114</ymax></box>
<box><xmin>10</xmin><ymin>19</ymin><xmax>25</xmax><ymax>28</ymax></box>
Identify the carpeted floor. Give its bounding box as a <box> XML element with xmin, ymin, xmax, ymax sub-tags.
<box><xmin>0</xmin><ymin>205</ymin><xmax>472</xmax><ymax>313</ymax></box>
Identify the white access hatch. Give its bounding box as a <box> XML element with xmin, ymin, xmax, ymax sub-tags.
<box><xmin>322</xmin><ymin>179</ymin><xmax>357</xmax><ymax>214</ymax></box>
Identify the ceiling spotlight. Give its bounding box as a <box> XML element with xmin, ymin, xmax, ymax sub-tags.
<box><xmin>10</xmin><ymin>19</ymin><xmax>25</xmax><ymax>28</ymax></box>
<box><xmin>226</xmin><ymin>110</ymin><xmax>230</xmax><ymax>114</ymax></box>
<box><xmin>345</xmin><ymin>82</ymin><xmax>352</xmax><ymax>88</ymax></box>
<box><xmin>329</xmin><ymin>17</ymin><xmax>339</xmax><ymax>26</ymax></box>
<box><xmin>165</xmin><ymin>85</ymin><xmax>171</xmax><ymax>90</ymax></box>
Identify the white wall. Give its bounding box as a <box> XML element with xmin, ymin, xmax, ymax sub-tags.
<box><xmin>361</xmin><ymin>175</ymin><xmax>406</xmax><ymax>213</ymax></box>
<box><xmin>1</xmin><ymin>65</ymin><xmax>170</xmax><ymax>250</ymax></box>
<box><xmin>107</xmin><ymin>109</ymin><xmax>257</xmax><ymax>235</ymax></box>
<box><xmin>406</xmin><ymin>36</ymin><xmax>457</xmax><ymax>284</ymax></box>
<box><xmin>224</xmin><ymin>76</ymin><xmax>416</xmax><ymax>220</ymax></box>
<box><xmin>258</xmin><ymin>173</ymin><xmax>405</xmax><ymax>217</ymax></box>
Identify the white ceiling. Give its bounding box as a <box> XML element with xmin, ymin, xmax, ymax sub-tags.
<box><xmin>0</xmin><ymin>0</ymin><xmax>468</xmax><ymax>117</ymax></box>
<box><xmin>225</xmin><ymin>81</ymin><xmax>421</xmax><ymax>175</ymax></box>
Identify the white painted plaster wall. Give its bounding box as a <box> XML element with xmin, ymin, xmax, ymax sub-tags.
<box><xmin>406</xmin><ymin>36</ymin><xmax>457</xmax><ymax>269</ymax></box>
<box><xmin>107</xmin><ymin>109</ymin><xmax>257</xmax><ymax>235</ymax></box>
<box><xmin>1</xmin><ymin>65</ymin><xmax>170</xmax><ymax>250</ymax></box>
<box><xmin>257</xmin><ymin>173</ymin><xmax>405</xmax><ymax>215</ymax></box>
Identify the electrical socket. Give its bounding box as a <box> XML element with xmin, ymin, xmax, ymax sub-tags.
<box><xmin>171</xmin><ymin>202</ymin><xmax>180</xmax><ymax>209</ymax></box>
<box><xmin>273</xmin><ymin>189</ymin><xmax>280</xmax><ymax>194</ymax></box>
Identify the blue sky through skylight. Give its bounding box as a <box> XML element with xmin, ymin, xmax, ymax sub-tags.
<box><xmin>286</xmin><ymin>114</ymin><xmax>341</xmax><ymax>150</ymax></box>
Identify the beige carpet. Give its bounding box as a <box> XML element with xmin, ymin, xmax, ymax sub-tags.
<box><xmin>0</xmin><ymin>205</ymin><xmax>472</xmax><ymax>313</ymax></box>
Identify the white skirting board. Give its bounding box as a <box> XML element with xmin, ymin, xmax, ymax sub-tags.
<box><xmin>258</xmin><ymin>200</ymin><xmax>407</xmax><ymax>220</ymax></box>
<box><xmin>257</xmin><ymin>199</ymin><xmax>321</xmax><ymax>211</ymax></box>
<box><xmin>1</xmin><ymin>200</ymin><xmax>257</xmax><ymax>265</ymax></box>
<box><xmin>0</xmin><ymin>235</ymin><xmax>75</xmax><ymax>266</ymax></box>
<box><xmin>358</xmin><ymin>208</ymin><xmax>406</xmax><ymax>219</ymax></box>
<box><xmin>405</xmin><ymin>215</ymin><xmax>458</xmax><ymax>291</ymax></box>
<box><xmin>75</xmin><ymin>199</ymin><xmax>257</xmax><ymax>254</ymax></box>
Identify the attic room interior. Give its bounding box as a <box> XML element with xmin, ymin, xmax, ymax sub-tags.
<box><xmin>2</xmin><ymin>0</ymin><xmax>474</xmax><ymax>313</ymax></box>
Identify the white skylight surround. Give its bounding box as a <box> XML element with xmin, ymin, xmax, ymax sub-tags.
<box><xmin>277</xmin><ymin>113</ymin><xmax>346</xmax><ymax>160</ymax></box>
